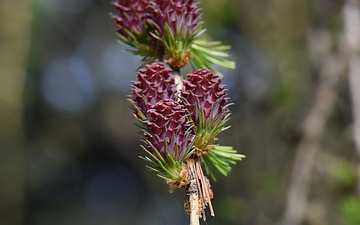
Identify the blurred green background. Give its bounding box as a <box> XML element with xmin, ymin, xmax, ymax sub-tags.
<box><xmin>1</xmin><ymin>0</ymin><xmax>360</xmax><ymax>224</ymax></box>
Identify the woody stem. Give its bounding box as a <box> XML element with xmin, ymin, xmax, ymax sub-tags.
<box><xmin>186</xmin><ymin>158</ymin><xmax>200</xmax><ymax>225</ymax></box>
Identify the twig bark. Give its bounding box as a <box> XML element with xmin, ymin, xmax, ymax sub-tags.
<box><xmin>186</xmin><ymin>158</ymin><xmax>200</xmax><ymax>225</ymax></box>
<box><xmin>189</xmin><ymin>193</ymin><xmax>200</xmax><ymax>225</ymax></box>
<box><xmin>185</xmin><ymin>157</ymin><xmax>214</xmax><ymax>225</ymax></box>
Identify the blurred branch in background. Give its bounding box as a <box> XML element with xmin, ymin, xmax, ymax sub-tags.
<box><xmin>280</xmin><ymin>15</ymin><xmax>348</xmax><ymax>225</ymax></box>
<box><xmin>344</xmin><ymin>0</ymin><xmax>360</xmax><ymax>196</ymax></box>
<box><xmin>0</xmin><ymin>0</ymin><xmax>32</xmax><ymax>225</ymax></box>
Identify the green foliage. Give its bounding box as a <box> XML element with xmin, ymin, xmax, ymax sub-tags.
<box><xmin>201</xmin><ymin>145</ymin><xmax>245</xmax><ymax>181</ymax></box>
<box><xmin>116</xmin><ymin>24</ymin><xmax>159</xmax><ymax>62</ymax></box>
<box><xmin>340</xmin><ymin>196</ymin><xmax>360</xmax><ymax>225</ymax></box>
<box><xmin>139</xmin><ymin>139</ymin><xmax>195</xmax><ymax>186</ymax></box>
<box><xmin>192</xmin><ymin>102</ymin><xmax>244</xmax><ymax>181</ymax></box>
<box><xmin>330</xmin><ymin>159</ymin><xmax>357</xmax><ymax>188</ymax></box>
<box><xmin>191</xmin><ymin>38</ymin><xmax>236</xmax><ymax>76</ymax></box>
<box><xmin>193</xmin><ymin>103</ymin><xmax>231</xmax><ymax>149</ymax></box>
<box><xmin>216</xmin><ymin>196</ymin><xmax>246</xmax><ymax>222</ymax></box>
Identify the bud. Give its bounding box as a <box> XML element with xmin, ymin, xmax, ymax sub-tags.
<box><xmin>111</xmin><ymin>0</ymin><xmax>159</xmax><ymax>58</ymax></box>
<box><xmin>182</xmin><ymin>69</ymin><xmax>230</xmax><ymax>153</ymax></box>
<box><xmin>144</xmin><ymin>99</ymin><xmax>193</xmax><ymax>160</ymax></box>
<box><xmin>111</xmin><ymin>0</ymin><xmax>235</xmax><ymax>71</ymax></box>
<box><xmin>148</xmin><ymin>0</ymin><xmax>201</xmax><ymax>36</ymax></box>
<box><xmin>111</xmin><ymin>0</ymin><xmax>149</xmax><ymax>37</ymax></box>
<box><xmin>142</xmin><ymin>99</ymin><xmax>194</xmax><ymax>190</ymax></box>
<box><xmin>150</xmin><ymin>0</ymin><xmax>203</xmax><ymax>68</ymax></box>
<box><xmin>130</xmin><ymin>62</ymin><xmax>175</xmax><ymax>120</ymax></box>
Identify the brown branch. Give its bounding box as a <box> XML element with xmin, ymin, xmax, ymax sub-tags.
<box><xmin>185</xmin><ymin>158</ymin><xmax>200</xmax><ymax>225</ymax></box>
<box><xmin>189</xmin><ymin>192</ymin><xmax>200</xmax><ymax>225</ymax></box>
<box><xmin>172</xmin><ymin>68</ymin><xmax>184</xmax><ymax>101</ymax></box>
<box><xmin>185</xmin><ymin>157</ymin><xmax>214</xmax><ymax>225</ymax></box>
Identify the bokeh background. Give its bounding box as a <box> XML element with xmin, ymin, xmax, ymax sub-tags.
<box><xmin>2</xmin><ymin>0</ymin><xmax>360</xmax><ymax>224</ymax></box>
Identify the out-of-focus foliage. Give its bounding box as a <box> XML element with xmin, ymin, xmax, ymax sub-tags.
<box><xmin>1</xmin><ymin>0</ymin><xmax>359</xmax><ymax>225</ymax></box>
<box><xmin>0</xmin><ymin>1</ymin><xmax>31</xmax><ymax>225</ymax></box>
<box><xmin>340</xmin><ymin>196</ymin><xmax>360</xmax><ymax>225</ymax></box>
